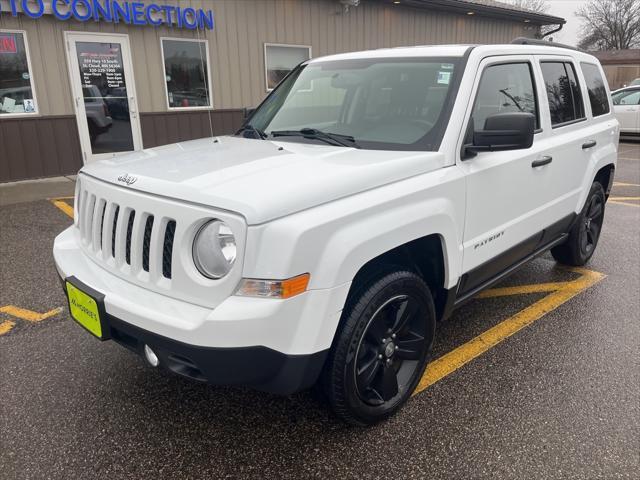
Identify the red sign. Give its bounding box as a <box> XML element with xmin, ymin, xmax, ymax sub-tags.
<box><xmin>0</xmin><ymin>35</ymin><xmax>17</xmax><ymax>54</ymax></box>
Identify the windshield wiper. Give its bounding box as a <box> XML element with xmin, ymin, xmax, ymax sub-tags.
<box><xmin>236</xmin><ymin>124</ymin><xmax>267</xmax><ymax>139</ymax></box>
<box><xmin>270</xmin><ymin>128</ymin><xmax>360</xmax><ymax>148</ymax></box>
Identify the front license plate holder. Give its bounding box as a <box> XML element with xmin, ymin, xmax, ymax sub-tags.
<box><xmin>65</xmin><ymin>276</ymin><xmax>110</xmax><ymax>341</ymax></box>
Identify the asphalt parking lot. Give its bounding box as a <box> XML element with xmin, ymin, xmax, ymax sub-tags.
<box><xmin>1</xmin><ymin>142</ymin><xmax>639</xmax><ymax>479</ymax></box>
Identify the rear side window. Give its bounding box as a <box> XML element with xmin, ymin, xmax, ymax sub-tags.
<box><xmin>580</xmin><ymin>63</ymin><xmax>610</xmax><ymax>116</ymax></box>
<box><xmin>541</xmin><ymin>61</ymin><xmax>585</xmax><ymax>126</ymax></box>
<box><xmin>471</xmin><ymin>62</ymin><xmax>538</xmax><ymax>130</ymax></box>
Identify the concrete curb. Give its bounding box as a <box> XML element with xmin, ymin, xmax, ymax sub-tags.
<box><xmin>0</xmin><ymin>176</ymin><xmax>77</xmax><ymax>206</ymax></box>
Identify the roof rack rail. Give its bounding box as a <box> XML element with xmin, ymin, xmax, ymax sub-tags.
<box><xmin>511</xmin><ymin>37</ymin><xmax>581</xmax><ymax>52</ymax></box>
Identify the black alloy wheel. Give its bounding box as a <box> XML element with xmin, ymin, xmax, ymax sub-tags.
<box><xmin>579</xmin><ymin>193</ymin><xmax>604</xmax><ymax>257</ymax></box>
<box><xmin>322</xmin><ymin>270</ymin><xmax>436</xmax><ymax>426</ymax></box>
<box><xmin>354</xmin><ymin>294</ymin><xmax>427</xmax><ymax>406</ymax></box>
<box><xmin>551</xmin><ymin>181</ymin><xmax>606</xmax><ymax>266</ymax></box>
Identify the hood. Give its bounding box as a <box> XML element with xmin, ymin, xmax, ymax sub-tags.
<box><xmin>81</xmin><ymin>136</ymin><xmax>445</xmax><ymax>225</ymax></box>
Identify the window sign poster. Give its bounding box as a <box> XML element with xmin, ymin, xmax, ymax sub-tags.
<box><xmin>23</xmin><ymin>99</ymin><xmax>35</xmax><ymax>112</ymax></box>
<box><xmin>76</xmin><ymin>42</ymin><xmax>128</xmax><ymax>96</ymax></box>
<box><xmin>0</xmin><ymin>34</ymin><xmax>18</xmax><ymax>54</ymax></box>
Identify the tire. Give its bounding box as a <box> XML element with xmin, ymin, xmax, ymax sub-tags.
<box><xmin>551</xmin><ymin>181</ymin><xmax>606</xmax><ymax>266</ymax></box>
<box><xmin>322</xmin><ymin>270</ymin><xmax>436</xmax><ymax>426</ymax></box>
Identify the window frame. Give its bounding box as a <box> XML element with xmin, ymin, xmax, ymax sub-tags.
<box><xmin>263</xmin><ymin>43</ymin><xmax>312</xmax><ymax>92</ymax></box>
<box><xmin>469</xmin><ymin>59</ymin><xmax>542</xmax><ymax>133</ymax></box>
<box><xmin>579</xmin><ymin>61</ymin><xmax>611</xmax><ymax>118</ymax></box>
<box><xmin>160</xmin><ymin>36</ymin><xmax>213</xmax><ymax>112</ymax></box>
<box><xmin>0</xmin><ymin>28</ymin><xmax>39</xmax><ymax>118</ymax></box>
<box><xmin>540</xmin><ymin>60</ymin><xmax>587</xmax><ymax>129</ymax></box>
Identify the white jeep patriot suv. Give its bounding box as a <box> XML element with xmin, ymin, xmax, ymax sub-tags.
<box><xmin>54</xmin><ymin>40</ymin><xmax>618</xmax><ymax>425</ymax></box>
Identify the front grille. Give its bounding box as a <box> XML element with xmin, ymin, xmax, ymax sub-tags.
<box><xmin>74</xmin><ymin>175</ymin><xmax>245</xmax><ymax>309</ymax></box>
<box><xmin>78</xmin><ymin>191</ymin><xmax>177</xmax><ymax>280</ymax></box>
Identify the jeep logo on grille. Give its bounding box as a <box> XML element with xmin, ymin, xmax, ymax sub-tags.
<box><xmin>117</xmin><ymin>174</ymin><xmax>138</xmax><ymax>186</ymax></box>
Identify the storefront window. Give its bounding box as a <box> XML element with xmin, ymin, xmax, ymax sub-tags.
<box><xmin>0</xmin><ymin>30</ymin><xmax>37</xmax><ymax>115</ymax></box>
<box><xmin>161</xmin><ymin>38</ymin><xmax>212</xmax><ymax>109</ymax></box>
<box><xmin>264</xmin><ymin>44</ymin><xmax>311</xmax><ymax>91</ymax></box>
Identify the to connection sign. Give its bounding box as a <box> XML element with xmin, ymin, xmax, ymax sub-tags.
<box><xmin>0</xmin><ymin>0</ymin><xmax>215</xmax><ymax>30</ymax></box>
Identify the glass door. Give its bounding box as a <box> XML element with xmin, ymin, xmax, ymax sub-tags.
<box><xmin>66</xmin><ymin>33</ymin><xmax>142</xmax><ymax>163</ymax></box>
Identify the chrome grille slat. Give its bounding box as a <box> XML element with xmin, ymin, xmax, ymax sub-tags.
<box><xmin>101</xmin><ymin>203</ymin><xmax>116</xmax><ymax>261</ymax></box>
<box><xmin>113</xmin><ymin>206</ymin><xmax>129</xmax><ymax>266</ymax></box>
<box><xmin>129</xmin><ymin>211</ymin><xmax>146</xmax><ymax>273</ymax></box>
<box><xmin>91</xmin><ymin>199</ymin><xmax>105</xmax><ymax>251</ymax></box>
<box><xmin>147</xmin><ymin>216</ymin><xmax>166</xmax><ymax>282</ymax></box>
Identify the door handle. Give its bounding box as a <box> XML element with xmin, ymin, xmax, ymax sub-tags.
<box><xmin>531</xmin><ymin>156</ymin><xmax>552</xmax><ymax>168</ymax></box>
<box><xmin>582</xmin><ymin>140</ymin><xmax>597</xmax><ymax>149</ymax></box>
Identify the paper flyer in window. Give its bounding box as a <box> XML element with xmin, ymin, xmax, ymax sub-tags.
<box><xmin>2</xmin><ymin>97</ymin><xmax>16</xmax><ymax>112</ymax></box>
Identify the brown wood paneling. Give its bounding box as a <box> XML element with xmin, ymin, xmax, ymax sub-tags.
<box><xmin>0</xmin><ymin>115</ymin><xmax>82</xmax><ymax>183</ymax></box>
<box><xmin>140</xmin><ymin>109</ymin><xmax>245</xmax><ymax>149</ymax></box>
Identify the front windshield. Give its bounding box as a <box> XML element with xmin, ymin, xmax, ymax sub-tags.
<box><xmin>247</xmin><ymin>57</ymin><xmax>462</xmax><ymax>151</ymax></box>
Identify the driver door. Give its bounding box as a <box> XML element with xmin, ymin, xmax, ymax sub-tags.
<box><xmin>457</xmin><ymin>56</ymin><xmax>554</xmax><ymax>299</ymax></box>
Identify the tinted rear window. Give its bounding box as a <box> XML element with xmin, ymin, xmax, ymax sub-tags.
<box><xmin>541</xmin><ymin>61</ymin><xmax>585</xmax><ymax>126</ymax></box>
<box><xmin>580</xmin><ymin>63</ymin><xmax>610</xmax><ymax>117</ymax></box>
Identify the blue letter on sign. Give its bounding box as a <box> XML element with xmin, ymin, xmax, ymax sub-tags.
<box><xmin>198</xmin><ymin>9</ymin><xmax>214</xmax><ymax>30</ymax></box>
<box><xmin>52</xmin><ymin>0</ymin><xmax>72</xmax><ymax>20</ymax></box>
<box><xmin>72</xmin><ymin>0</ymin><xmax>93</xmax><ymax>21</ymax></box>
<box><xmin>92</xmin><ymin>0</ymin><xmax>112</xmax><ymax>22</ymax></box>
<box><xmin>130</xmin><ymin>2</ymin><xmax>145</xmax><ymax>25</ymax></box>
<box><xmin>22</xmin><ymin>0</ymin><xmax>45</xmax><ymax>18</ymax></box>
<box><xmin>145</xmin><ymin>3</ymin><xmax>162</xmax><ymax>26</ymax></box>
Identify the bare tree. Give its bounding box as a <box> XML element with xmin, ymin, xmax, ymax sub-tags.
<box><xmin>576</xmin><ymin>0</ymin><xmax>640</xmax><ymax>50</ymax></box>
<box><xmin>505</xmin><ymin>0</ymin><xmax>548</xmax><ymax>14</ymax></box>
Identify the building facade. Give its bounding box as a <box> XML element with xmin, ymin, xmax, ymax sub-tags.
<box><xmin>592</xmin><ymin>49</ymin><xmax>640</xmax><ymax>91</ymax></box>
<box><xmin>0</xmin><ymin>0</ymin><xmax>563</xmax><ymax>183</ymax></box>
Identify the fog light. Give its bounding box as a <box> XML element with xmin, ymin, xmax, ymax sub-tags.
<box><xmin>144</xmin><ymin>344</ymin><xmax>159</xmax><ymax>367</ymax></box>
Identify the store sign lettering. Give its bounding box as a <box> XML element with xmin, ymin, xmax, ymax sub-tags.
<box><xmin>0</xmin><ymin>0</ymin><xmax>215</xmax><ymax>30</ymax></box>
<box><xmin>0</xmin><ymin>34</ymin><xmax>17</xmax><ymax>53</ymax></box>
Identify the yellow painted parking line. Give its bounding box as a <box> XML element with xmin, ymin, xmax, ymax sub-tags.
<box><xmin>50</xmin><ymin>199</ymin><xmax>74</xmax><ymax>219</ymax></box>
<box><xmin>0</xmin><ymin>306</ymin><xmax>63</xmax><ymax>322</ymax></box>
<box><xmin>613</xmin><ymin>182</ymin><xmax>640</xmax><ymax>187</ymax></box>
<box><xmin>414</xmin><ymin>267</ymin><xmax>605</xmax><ymax>395</ymax></box>
<box><xmin>475</xmin><ymin>281</ymin><xmax>566</xmax><ymax>299</ymax></box>
<box><xmin>0</xmin><ymin>320</ymin><xmax>16</xmax><ymax>335</ymax></box>
<box><xmin>609</xmin><ymin>196</ymin><xmax>640</xmax><ymax>201</ymax></box>
<box><xmin>609</xmin><ymin>200</ymin><xmax>640</xmax><ymax>208</ymax></box>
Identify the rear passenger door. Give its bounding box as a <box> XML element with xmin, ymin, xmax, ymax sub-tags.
<box><xmin>535</xmin><ymin>57</ymin><xmax>613</xmax><ymax>216</ymax></box>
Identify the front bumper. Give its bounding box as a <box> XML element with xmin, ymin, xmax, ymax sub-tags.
<box><xmin>54</xmin><ymin>226</ymin><xmax>350</xmax><ymax>394</ymax></box>
<box><xmin>107</xmin><ymin>307</ymin><xmax>327</xmax><ymax>394</ymax></box>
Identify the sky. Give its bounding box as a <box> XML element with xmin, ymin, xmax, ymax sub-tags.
<box><xmin>542</xmin><ymin>0</ymin><xmax>585</xmax><ymax>46</ymax></box>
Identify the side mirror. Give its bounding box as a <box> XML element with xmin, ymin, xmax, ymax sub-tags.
<box><xmin>465</xmin><ymin>112</ymin><xmax>535</xmax><ymax>157</ymax></box>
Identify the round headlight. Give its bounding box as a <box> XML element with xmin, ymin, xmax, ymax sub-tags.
<box><xmin>193</xmin><ymin>220</ymin><xmax>236</xmax><ymax>279</ymax></box>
